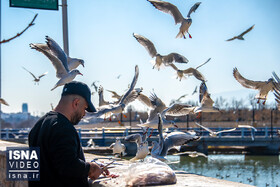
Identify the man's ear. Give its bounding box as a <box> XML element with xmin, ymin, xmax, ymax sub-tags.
<box><xmin>72</xmin><ymin>98</ymin><xmax>80</xmax><ymax>109</ymax></box>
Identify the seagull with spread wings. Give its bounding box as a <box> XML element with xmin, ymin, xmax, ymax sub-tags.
<box><xmin>137</xmin><ymin>92</ymin><xmax>195</xmax><ymax>131</ymax></box>
<box><xmin>151</xmin><ymin>114</ymin><xmax>200</xmax><ymax>161</ymax></box>
<box><xmin>30</xmin><ymin>36</ymin><xmax>83</xmax><ymax>91</ymax></box>
<box><xmin>87</xmin><ymin>65</ymin><xmax>139</xmax><ymax>124</ymax></box>
<box><xmin>226</xmin><ymin>25</ymin><xmax>255</xmax><ymax>41</ymax></box>
<box><xmin>22</xmin><ymin>67</ymin><xmax>47</xmax><ymax>85</ymax></box>
<box><xmin>195</xmin><ymin>122</ymin><xmax>236</xmax><ymax>137</ymax></box>
<box><xmin>147</xmin><ymin>0</ymin><xmax>201</xmax><ymax>39</ymax></box>
<box><xmin>133</xmin><ymin>33</ymin><xmax>188</xmax><ymax>70</ymax></box>
<box><xmin>194</xmin><ymin>82</ymin><xmax>220</xmax><ymax>116</ymax></box>
<box><xmin>30</xmin><ymin>36</ymin><xmax>85</xmax><ymax>70</ymax></box>
<box><xmin>125</xmin><ymin>128</ymin><xmax>150</xmax><ymax>161</ymax></box>
<box><xmin>169</xmin><ymin>58</ymin><xmax>210</xmax><ymax>81</ymax></box>
<box><xmin>233</xmin><ymin>67</ymin><xmax>275</xmax><ymax>105</ymax></box>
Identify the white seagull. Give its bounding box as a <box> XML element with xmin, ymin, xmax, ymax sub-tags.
<box><xmin>226</xmin><ymin>25</ymin><xmax>255</xmax><ymax>41</ymax></box>
<box><xmin>22</xmin><ymin>67</ymin><xmax>47</xmax><ymax>85</ymax></box>
<box><xmin>169</xmin><ymin>58</ymin><xmax>210</xmax><ymax>81</ymax></box>
<box><xmin>88</xmin><ymin>65</ymin><xmax>139</xmax><ymax>124</ymax></box>
<box><xmin>233</xmin><ymin>67</ymin><xmax>275</xmax><ymax>105</ymax></box>
<box><xmin>133</xmin><ymin>33</ymin><xmax>188</xmax><ymax>70</ymax></box>
<box><xmin>29</xmin><ymin>37</ymin><xmax>85</xmax><ymax>70</ymax></box>
<box><xmin>147</xmin><ymin>0</ymin><xmax>201</xmax><ymax>39</ymax></box>
<box><xmin>195</xmin><ymin>122</ymin><xmax>236</xmax><ymax>137</ymax></box>
<box><xmin>194</xmin><ymin>82</ymin><xmax>220</xmax><ymax>115</ymax></box>
<box><xmin>125</xmin><ymin>128</ymin><xmax>150</xmax><ymax>161</ymax></box>
<box><xmin>30</xmin><ymin>36</ymin><xmax>83</xmax><ymax>91</ymax></box>
<box><xmin>109</xmin><ymin>138</ymin><xmax>127</xmax><ymax>157</ymax></box>
<box><xmin>151</xmin><ymin>113</ymin><xmax>200</xmax><ymax>161</ymax></box>
<box><xmin>137</xmin><ymin>92</ymin><xmax>195</xmax><ymax>130</ymax></box>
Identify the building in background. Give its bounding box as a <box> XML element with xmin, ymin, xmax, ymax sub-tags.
<box><xmin>22</xmin><ymin>103</ymin><xmax>28</xmax><ymax>113</ymax></box>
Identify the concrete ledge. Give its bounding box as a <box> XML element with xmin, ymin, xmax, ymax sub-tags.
<box><xmin>84</xmin><ymin>153</ymin><xmax>254</xmax><ymax>187</ymax></box>
<box><xmin>0</xmin><ymin>140</ymin><xmax>254</xmax><ymax>187</ymax></box>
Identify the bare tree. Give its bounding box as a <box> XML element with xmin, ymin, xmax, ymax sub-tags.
<box><xmin>0</xmin><ymin>14</ymin><xmax>38</xmax><ymax>44</ymax></box>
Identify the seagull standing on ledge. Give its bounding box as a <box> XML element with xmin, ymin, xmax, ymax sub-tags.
<box><xmin>147</xmin><ymin>0</ymin><xmax>201</xmax><ymax>39</ymax></box>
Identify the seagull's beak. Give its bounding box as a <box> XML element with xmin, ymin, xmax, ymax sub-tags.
<box><xmin>81</xmin><ymin>60</ymin><xmax>85</xmax><ymax>67</ymax></box>
<box><xmin>174</xmin><ymin>124</ymin><xmax>178</xmax><ymax>128</ymax></box>
<box><xmin>79</xmin><ymin>73</ymin><xmax>83</xmax><ymax>76</ymax></box>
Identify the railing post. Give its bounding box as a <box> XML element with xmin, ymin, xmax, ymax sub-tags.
<box><xmin>218</xmin><ymin>127</ymin><xmax>222</xmax><ymax>138</ymax></box>
<box><xmin>95</xmin><ymin>128</ymin><xmax>98</xmax><ymax>137</ymax></box>
<box><xmin>125</xmin><ymin>128</ymin><xmax>128</xmax><ymax>136</ymax></box>
<box><xmin>265</xmin><ymin>127</ymin><xmax>268</xmax><ymax>138</ymax></box>
<box><xmin>5</xmin><ymin>129</ymin><xmax>9</xmax><ymax>140</ymax></box>
<box><xmin>241</xmin><ymin>128</ymin><xmax>244</xmax><ymax>139</ymax></box>
<box><xmin>102</xmin><ymin>128</ymin><xmax>105</xmax><ymax>139</ymax></box>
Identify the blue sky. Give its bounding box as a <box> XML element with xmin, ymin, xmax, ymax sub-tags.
<box><xmin>1</xmin><ymin>0</ymin><xmax>280</xmax><ymax>115</ymax></box>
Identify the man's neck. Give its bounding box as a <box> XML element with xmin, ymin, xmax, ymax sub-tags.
<box><xmin>54</xmin><ymin>106</ymin><xmax>72</xmax><ymax>122</ymax></box>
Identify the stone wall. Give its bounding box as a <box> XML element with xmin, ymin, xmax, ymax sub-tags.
<box><xmin>0</xmin><ymin>140</ymin><xmax>28</xmax><ymax>187</ymax></box>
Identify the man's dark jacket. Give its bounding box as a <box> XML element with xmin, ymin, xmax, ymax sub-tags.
<box><xmin>28</xmin><ymin>111</ymin><xmax>90</xmax><ymax>187</ymax></box>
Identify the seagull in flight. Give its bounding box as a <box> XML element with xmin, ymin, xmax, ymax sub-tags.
<box><xmin>195</xmin><ymin>122</ymin><xmax>236</xmax><ymax>137</ymax></box>
<box><xmin>169</xmin><ymin>58</ymin><xmax>210</xmax><ymax>81</ymax></box>
<box><xmin>233</xmin><ymin>67</ymin><xmax>275</xmax><ymax>105</ymax></box>
<box><xmin>133</xmin><ymin>33</ymin><xmax>188</xmax><ymax>70</ymax></box>
<box><xmin>226</xmin><ymin>25</ymin><xmax>255</xmax><ymax>41</ymax></box>
<box><xmin>87</xmin><ymin>65</ymin><xmax>139</xmax><ymax>124</ymax></box>
<box><xmin>0</xmin><ymin>98</ymin><xmax>9</xmax><ymax>106</ymax></box>
<box><xmin>147</xmin><ymin>0</ymin><xmax>201</xmax><ymax>39</ymax></box>
<box><xmin>192</xmin><ymin>86</ymin><xmax>198</xmax><ymax>95</ymax></box>
<box><xmin>173</xmin><ymin>151</ymin><xmax>208</xmax><ymax>158</ymax></box>
<box><xmin>29</xmin><ymin>36</ymin><xmax>85</xmax><ymax>70</ymax></box>
<box><xmin>194</xmin><ymin>82</ymin><xmax>220</xmax><ymax>116</ymax></box>
<box><xmin>22</xmin><ymin>67</ymin><xmax>47</xmax><ymax>85</ymax></box>
<box><xmin>91</xmin><ymin>80</ymin><xmax>99</xmax><ymax>92</ymax></box>
<box><xmin>137</xmin><ymin>92</ymin><xmax>195</xmax><ymax>130</ymax></box>
<box><xmin>30</xmin><ymin>36</ymin><xmax>83</xmax><ymax>91</ymax></box>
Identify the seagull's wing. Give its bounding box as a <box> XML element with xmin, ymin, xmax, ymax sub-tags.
<box><xmin>216</xmin><ymin>128</ymin><xmax>237</xmax><ymax>134</ymax></box>
<box><xmin>272</xmin><ymin>72</ymin><xmax>280</xmax><ymax>90</ymax></box>
<box><xmin>124</xmin><ymin>134</ymin><xmax>142</xmax><ymax>145</ymax></box>
<box><xmin>176</xmin><ymin>94</ymin><xmax>188</xmax><ymax>102</ymax></box>
<box><xmin>106</xmin><ymin>89</ymin><xmax>122</xmax><ymax>100</ymax></box>
<box><xmin>38</xmin><ymin>72</ymin><xmax>48</xmax><ymax>79</ymax></box>
<box><xmin>239</xmin><ymin>25</ymin><xmax>255</xmax><ymax>37</ymax></box>
<box><xmin>22</xmin><ymin>67</ymin><xmax>37</xmax><ymax>79</ymax></box>
<box><xmin>137</xmin><ymin>93</ymin><xmax>153</xmax><ymax>108</ymax></box>
<box><xmin>148</xmin><ymin>92</ymin><xmax>166</xmax><ymax>120</ymax></box>
<box><xmin>30</xmin><ymin>43</ymin><xmax>68</xmax><ymax>78</ymax></box>
<box><xmin>30</xmin><ymin>43</ymin><xmax>50</xmax><ymax>51</ymax></box>
<box><xmin>165</xmin><ymin>104</ymin><xmax>194</xmax><ymax>116</ymax></box>
<box><xmin>226</xmin><ymin>36</ymin><xmax>238</xmax><ymax>41</ymax></box>
<box><xmin>162</xmin><ymin>53</ymin><xmax>189</xmax><ymax>65</ymax></box>
<box><xmin>199</xmin><ymin>82</ymin><xmax>208</xmax><ymax>103</ymax></box>
<box><xmin>160</xmin><ymin>131</ymin><xmax>198</xmax><ymax>157</ymax></box>
<box><xmin>195</xmin><ymin>58</ymin><xmax>211</xmax><ymax>69</ymax></box>
<box><xmin>0</xmin><ymin>98</ymin><xmax>9</xmax><ymax>106</ymax></box>
<box><xmin>168</xmin><ymin>63</ymin><xmax>179</xmax><ymax>71</ymax></box>
<box><xmin>195</xmin><ymin>122</ymin><xmax>213</xmax><ymax>134</ymax></box>
<box><xmin>157</xmin><ymin>113</ymin><xmax>164</xmax><ymax>154</ymax></box>
<box><xmin>109</xmin><ymin>143</ymin><xmax>115</xmax><ymax>149</ymax></box>
<box><xmin>45</xmin><ymin>36</ymin><xmax>69</xmax><ymax>73</ymax></box>
<box><xmin>147</xmin><ymin>0</ymin><xmax>184</xmax><ymax>24</ymax></box>
<box><xmin>233</xmin><ymin>68</ymin><xmax>266</xmax><ymax>89</ymax></box>
<box><xmin>133</xmin><ymin>33</ymin><xmax>157</xmax><ymax>57</ymax></box>
<box><xmin>183</xmin><ymin>68</ymin><xmax>205</xmax><ymax>82</ymax></box>
<box><xmin>119</xmin><ymin>65</ymin><xmax>139</xmax><ymax>105</ymax></box>
<box><xmin>187</xmin><ymin>2</ymin><xmax>201</xmax><ymax>17</ymax></box>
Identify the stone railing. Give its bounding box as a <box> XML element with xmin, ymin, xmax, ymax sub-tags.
<box><xmin>0</xmin><ymin>140</ymin><xmax>28</xmax><ymax>187</ymax></box>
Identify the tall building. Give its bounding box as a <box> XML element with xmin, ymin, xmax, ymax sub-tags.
<box><xmin>22</xmin><ymin>103</ymin><xmax>28</xmax><ymax>113</ymax></box>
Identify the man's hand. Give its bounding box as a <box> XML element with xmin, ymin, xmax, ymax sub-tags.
<box><xmin>88</xmin><ymin>162</ymin><xmax>102</xmax><ymax>181</ymax></box>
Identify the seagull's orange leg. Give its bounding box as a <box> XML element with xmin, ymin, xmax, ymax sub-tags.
<box><xmin>188</xmin><ymin>33</ymin><xmax>192</xmax><ymax>38</ymax></box>
<box><xmin>196</xmin><ymin>112</ymin><xmax>201</xmax><ymax>119</ymax></box>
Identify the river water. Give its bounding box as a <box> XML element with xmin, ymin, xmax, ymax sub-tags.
<box><xmin>165</xmin><ymin>154</ymin><xmax>280</xmax><ymax>187</ymax></box>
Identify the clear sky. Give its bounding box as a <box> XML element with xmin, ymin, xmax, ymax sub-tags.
<box><xmin>1</xmin><ymin>0</ymin><xmax>280</xmax><ymax>115</ymax></box>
